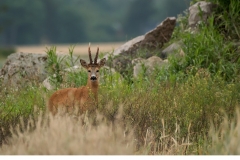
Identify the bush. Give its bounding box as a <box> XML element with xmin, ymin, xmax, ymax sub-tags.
<box><xmin>1</xmin><ymin>0</ymin><xmax>240</xmax><ymax>153</ymax></box>
<box><xmin>1</xmin><ymin>70</ymin><xmax>240</xmax><ymax>154</ymax></box>
<box><xmin>157</xmin><ymin>16</ymin><xmax>240</xmax><ymax>83</ymax></box>
<box><xmin>212</xmin><ymin>0</ymin><xmax>240</xmax><ymax>40</ymax></box>
<box><xmin>98</xmin><ymin>74</ymin><xmax>240</xmax><ymax>153</ymax></box>
<box><xmin>0</xmin><ymin>85</ymin><xmax>46</xmax><ymax>145</ymax></box>
<box><xmin>0</xmin><ymin>47</ymin><xmax>15</xmax><ymax>57</ymax></box>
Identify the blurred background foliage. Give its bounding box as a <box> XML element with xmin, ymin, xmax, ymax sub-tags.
<box><xmin>0</xmin><ymin>0</ymin><xmax>191</xmax><ymax>45</ymax></box>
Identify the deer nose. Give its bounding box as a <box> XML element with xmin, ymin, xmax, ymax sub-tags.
<box><xmin>90</xmin><ymin>76</ymin><xmax>97</xmax><ymax>80</ymax></box>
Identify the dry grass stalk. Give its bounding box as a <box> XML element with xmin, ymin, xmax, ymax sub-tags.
<box><xmin>208</xmin><ymin>108</ymin><xmax>240</xmax><ymax>155</ymax></box>
<box><xmin>0</xmin><ymin>112</ymin><xmax>135</xmax><ymax>155</ymax></box>
<box><xmin>137</xmin><ymin>118</ymin><xmax>192</xmax><ymax>155</ymax></box>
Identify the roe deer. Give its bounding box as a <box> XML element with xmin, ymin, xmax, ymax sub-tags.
<box><xmin>48</xmin><ymin>45</ymin><xmax>106</xmax><ymax>115</ymax></box>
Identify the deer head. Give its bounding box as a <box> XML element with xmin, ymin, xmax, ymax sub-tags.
<box><xmin>80</xmin><ymin>45</ymin><xmax>106</xmax><ymax>82</ymax></box>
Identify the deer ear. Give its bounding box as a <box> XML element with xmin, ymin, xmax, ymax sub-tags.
<box><xmin>99</xmin><ymin>58</ymin><xmax>106</xmax><ymax>68</ymax></box>
<box><xmin>80</xmin><ymin>59</ymin><xmax>88</xmax><ymax>69</ymax></box>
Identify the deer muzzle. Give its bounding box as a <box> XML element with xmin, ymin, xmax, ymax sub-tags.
<box><xmin>90</xmin><ymin>76</ymin><xmax>97</xmax><ymax>81</ymax></box>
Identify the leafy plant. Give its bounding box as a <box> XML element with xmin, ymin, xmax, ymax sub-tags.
<box><xmin>212</xmin><ymin>0</ymin><xmax>240</xmax><ymax>40</ymax></box>
<box><xmin>46</xmin><ymin>46</ymin><xmax>65</xmax><ymax>89</ymax></box>
<box><xmin>0</xmin><ymin>85</ymin><xmax>46</xmax><ymax>145</ymax></box>
<box><xmin>157</xmin><ymin>16</ymin><xmax>239</xmax><ymax>83</ymax></box>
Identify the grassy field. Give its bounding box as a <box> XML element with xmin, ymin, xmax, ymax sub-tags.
<box><xmin>1</xmin><ymin>0</ymin><xmax>240</xmax><ymax>154</ymax></box>
<box><xmin>1</xmin><ymin>42</ymin><xmax>240</xmax><ymax>155</ymax></box>
<box><xmin>15</xmin><ymin>42</ymin><xmax>124</xmax><ymax>55</ymax></box>
<box><xmin>0</xmin><ymin>62</ymin><xmax>240</xmax><ymax>155</ymax></box>
<box><xmin>0</xmin><ymin>42</ymin><xmax>123</xmax><ymax>68</ymax></box>
<box><xmin>1</xmin><ymin>34</ymin><xmax>240</xmax><ymax>155</ymax></box>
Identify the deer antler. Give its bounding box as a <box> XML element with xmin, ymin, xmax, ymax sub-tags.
<box><xmin>88</xmin><ymin>43</ymin><xmax>93</xmax><ymax>64</ymax></box>
<box><xmin>94</xmin><ymin>47</ymin><xmax>99</xmax><ymax>64</ymax></box>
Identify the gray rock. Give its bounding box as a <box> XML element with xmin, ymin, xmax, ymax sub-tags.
<box><xmin>146</xmin><ymin>56</ymin><xmax>163</xmax><ymax>66</ymax></box>
<box><xmin>112</xmin><ymin>35</ymin><xmax>144</xmax><ymax>57</ymax></box>
<box><xmin>105</xmin><ymin>17</ymin><xmax>176</xmax><ymax>74</ymax></box>
<box><xmin>0</xmin><ymin>52</ymin><xmax>80</xmax><ymax>87</ymax></box>
<box><xmin>132</xmin><ymin>56</ymin><xmax>168</xmax><ymax>78</ymax></box>
<box><xmin>0</xmin><ymin>53</ymin><xmax>48</xmax><ymax>87</ymax></box>
<box><xmin>161</xmin><ymin>42</ymin><xmax>184</xmax><ymax>58</ymax></box>
<box><xmin>188</xmin><ymin>1</ymin><xmax>217</xmax><ymax>28</ymax></box>
<box><xmin>42</xmin><ymin>77</ymin><xmax>53</xmax><ymax>90</ymax></box>
<box><xmin>108</xmin><ymin>17</ymin><xmax>176</xmax><ymax>59</ymax></box>
<box><xmin>132</xmin><ymin>58</ymin><xmax>147</xmax><ymax>78</ymax></box>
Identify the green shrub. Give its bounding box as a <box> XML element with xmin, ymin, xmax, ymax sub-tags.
<box><xmin>157</xmin><ymin>16</ymin><xmax>240</xmax><ymax>83</ymax></box>
<box><xmin>45</xmin><ymin>46</ymin><xmax>65</xmax><ymax>89</ymax></box>
<box><xmin>0</xmin><ymin>47</ymin><xmax>15</xmax><ymax>58</ymax></box>
<box><xmin>1</xmin><ymin>49</ymin><xmax>240</xmax><ymax>154</ymax></box>
<box><xmin>192</xmin><ymin>0</ymin><xmax>240</xmax><ymax>40</ymax></box>
<box><xmin>45</xmin><ymin>46</ymin><xmax>87</xmax><ymax>89</ymax></box>
<box><xmin>98</xmin><ymin>71</ymin><xmax>240</xmax><ymax>154</ymax></box>
<box><xmin>0</xmin><ymin>85</ymin><xmax>46</xmax><ymax>145</ymax></box>
<box><xmin>212</xmin><ymin>0</ymin><xmax>240</xmax><ymax>40</ymax></box>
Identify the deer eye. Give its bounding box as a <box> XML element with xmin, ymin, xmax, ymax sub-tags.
<box><xmin>96</xmin><ymin>70</ymin><xmax>99</xmax><ymax>72</ymax></box>
<box><xmin>88</xmin><ymin>70</ymin><xmax>91</xmax><ymax>72</ymax></box>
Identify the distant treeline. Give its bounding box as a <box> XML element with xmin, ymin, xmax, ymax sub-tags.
<box><xmin>0</xmin><ymin>0</ymin><xmax>191</xmax><ymax>45</ymax></box>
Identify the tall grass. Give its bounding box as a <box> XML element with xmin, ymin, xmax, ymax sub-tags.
<box><xmin>0</xmin><ymin>85</ymin><xmax>46</xmax><ymax>145</ymax></box>
<box><xmin>1</xmin><ymin>0</ymin><xmax>240</xmax><ymax>154</ymax></box>
<box><xmin>98</xmin><ymin>73</ymin><xmax>240</xmax><ymax>154</ymax></box>
<box><xmin>1</xmin><ymin>44</ymin><xmax>240</xmax><ymax>154</ymax></box>
<box><xmin>0</xmin><ymin>112</ymin><xmax>135</xmax><ymax>155</ymax></box>
<box><xmin>206</xmin><ymin>109</ymin><xmax>240</xmax><ymax>155</ymax></box>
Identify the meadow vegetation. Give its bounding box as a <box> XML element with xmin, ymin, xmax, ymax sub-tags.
<box><xmin>0</xmin><ymin>0</ymin><xmax>240</xmax><ymax>155</ymax></box>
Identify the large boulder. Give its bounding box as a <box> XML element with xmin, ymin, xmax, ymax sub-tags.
<box><xmin>188</xmin><ymin>1</ymin><xmax>217</xmax><ymax>28</ymax></box>
<box><xmin>108</xmin><ymin>17</ymin><xmax>176</xmax><ymax>59</ymax></box>
<box><xmin>106</xmin><ymin>17</ymin><xmax>176</xmax><ymax>74</ymax></box>
<box><xmin>0</xmin><ymin>53</ymin><xmax>48</xmax><ymax>87</ymax></box>
<box><xmin>0</xmin><ymin>52</ymin><xmax>79</xmax><ymax>87</ymax></box>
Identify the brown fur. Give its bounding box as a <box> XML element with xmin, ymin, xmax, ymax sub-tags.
<box><xmin>48</xmin><ymin>46</ymin><xmax>106</xmax><ymax>115</ymax></box>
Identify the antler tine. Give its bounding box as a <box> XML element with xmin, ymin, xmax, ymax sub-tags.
<box><xmin>94</xmin><ymin>47</ymin><xmax>99</xmax><ymax>64</ymax></box>
<box><xmin>88</xmin><ymin>43</ymin><xmax>93</xmax><ymax>64</ymax></box>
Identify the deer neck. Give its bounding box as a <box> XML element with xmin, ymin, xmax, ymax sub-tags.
<box><xmin>86</xmin><ymin>79</ymin><xmax>99</xmax><ymax>93</ymax></box>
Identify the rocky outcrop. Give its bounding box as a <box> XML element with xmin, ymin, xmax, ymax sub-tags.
<box><xmin>0</xmin><ymin>52</ymin><xmax>79</xmax><ymax>87</ymax></box>
<box><xmin>0</xmin><ymin>53</ymin><xmax>48</xmax><ymax>87</ymax></box>
<box><xmin>106</xmin><ymin>17</ymin><xmax>176</xmax><ymax>75</ymax></box>
<box><xmin>107</xmin><ymin>17</ymin><xmax>176</xmax><ymax>60</ymax></box>
<box><xmin>188</xmin><ymin>1</ymin><xmax>217</xmax><ymax>28</ymax></box>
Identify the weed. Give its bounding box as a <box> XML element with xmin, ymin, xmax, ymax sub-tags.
<box><xmin>157</xmin><ymin>16</ymin><xmax>239</xmax><ymax>83</ymax></box>
<box><xmin>46</xmin><ymin>46</ymin><xmax>65</xmax><ymax>89</ymax></box>
<box><xmin>0</xmin><ymin>85</ymin><xmax>46</xmax><ymax>145</ymax></box>
<box><xmin>1</xmin><ymin>0</ymin><xmax>240</xmax><ymax>154</ymax></box>
<box><xmin>206</xmin><ymin>108</ymin><xmax>240</xmax><ymax>155</ymax></box>
<box><xmin>0</xmin><ymin>111</ymin><xmax>135</xmax><ymax>155</ymax></box>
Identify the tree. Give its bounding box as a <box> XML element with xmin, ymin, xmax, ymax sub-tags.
<box><xmin>0</xmin><ymin>0</ymin><xmax>45</xmax><ymax>45</ymax></box>
<box><xmin>123</xmin><ymin>0</ymin><xmax>156</xmax><ymax>38</ymax></box>
<box><xmin>41</xmin><ymin>0</ymin><xmax>59</xmax><ymax>44</ymax></box>
<box><xmin>56</xmin><ymin>5</ymin><xmax>87</xmax><ymax>43</ymax></box>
